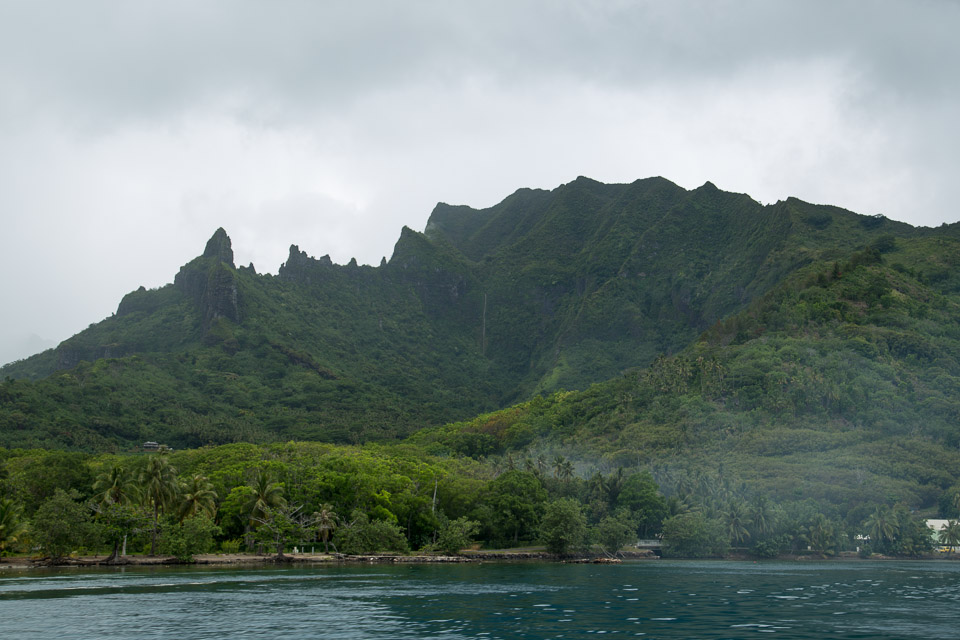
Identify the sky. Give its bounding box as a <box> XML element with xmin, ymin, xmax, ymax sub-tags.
<box><xmin>1</xmin><ymin>0</ymin><xmax>959</xmax><ymax>366</ymax></box>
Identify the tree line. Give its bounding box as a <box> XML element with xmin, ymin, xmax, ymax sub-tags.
<box><xmin>1</xmin><ymin>442</ymin><xmax>956</xmax><ymax>562</ymax></box>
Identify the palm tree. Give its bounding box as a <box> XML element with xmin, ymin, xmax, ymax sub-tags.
<box><xmin>675</xmin><ymin>472</ymin><xmax>695</xmax><ymax>499</ymax></box>
<box><xmin>93</xmin><ymin>465</ymin><xmax>138</xmax><ymax>507</ymax></box>
<box><xmin>245</xmin><ymin>469</ymin><xmax>286</xmax><ymax>550</ymax></box>
<box><xmin>178</xmin><ymin>474</ymin><xmax>218</xmax><ymax>522</ymax></box>
<box><xmin>138</xmin><ymin>455</ymin><xmax>179</xmax><ymax>555</ymax></box>
<box><xmin>864</xmin><ymin>506</ymin><xmax>898</xmax><ymax>551</ymax></box>
<box><xmin>0</xmin><ymin>497</ymin><xmax>25</xmax><ymax>553</ymax></box>
<box><xmin>749</xmin><ymin>495</ymin><xmax>772</xmax><ymax>538</ymax></box>
<box><xmin>313</xmin><ymin>503</ymin><xmax>337</xmax><ymax>553</ymax></box>
<box><xmin>559</xmin><ymin>460</ymin><xmax>575</xmax><ymax>482</ymax></box>
<box><xmin>940</xmin><ymin>520</ymin><xmax>960</xmax><ymax>553</ymax></box>
<box><xmin>606</xmin><ymin>468</ymin><xmax>626</xmax><ymax>505</ymax></box>
<box><xmin>804</xmin><ymin>514</ymin><xmax>836</xmax><ymax>555</ymax></box>
<box><xmin>588</xmin><ymin>471</ymin><xmax>608</xmax><ymax>503</ymax></box>
<box><xmin>666</xmin><ymin>494</ymin><xmax>693</xmax><ymax>517</ymax></box>
<box><xmin>553</xmin><ymin>455</ymin><xmax>566</xmax><ymax>479</ymax></box>
<box><xmin>725</xmin><ymin>500</ymin><xmax>751</xmax><ymax>546</ymax></box>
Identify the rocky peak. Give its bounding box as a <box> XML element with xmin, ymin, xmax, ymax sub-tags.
<box><xmin>279</xmin><ymin>245</ymin><xmax>333</xmax><ymax>284</ymax></box>
<box><xmin>203</xmin><ymin>228</ymin><xmax>235</xmax><ymax>267</ymax></box>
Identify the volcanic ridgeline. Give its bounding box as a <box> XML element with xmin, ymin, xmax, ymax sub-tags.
<box><xmin>0</xmin><ymin>175</ymin><xmax>950</xmax><ymax>451</ymax></box>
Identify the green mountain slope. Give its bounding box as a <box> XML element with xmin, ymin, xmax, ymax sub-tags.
<box><xmin>0</xmin><ymin>177</ymin><xmax>948</xmax><ymax>452</ymax></box>
<box><xmin>412</xmin><ymin>233</ymin><xmax>960</xmax><ymax>510</ymax></box>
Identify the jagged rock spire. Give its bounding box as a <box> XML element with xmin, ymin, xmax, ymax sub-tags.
<box><xmin>203</xmin><ymin>228</ymin><xmax>235</xmax><ymax>267</ymax></box>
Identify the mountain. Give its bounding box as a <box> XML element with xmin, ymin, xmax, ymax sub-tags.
<box><xmin>411</xmin><ymin>231</ymin><xmax>960</xmax><ymax>509</ymax></box>
<box><xmin>0</xmin><ymin>176</ymin><xmax>952</xmax><ymax>452</ymax></box>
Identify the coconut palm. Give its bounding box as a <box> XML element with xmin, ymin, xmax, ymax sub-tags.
<box><xmin>803</xmin><ymin>513</ymin><xmax>836</xmax><ymax>555</ymax></box>
<box><xmin>940</xmin><ymin>520</ymin><xmax>960</xmax><ymax>553</ymax></box>
<box><xmin>138</xmin><ymin>455</ymin><xmax>179</xmax><ymax>555</ymax></box>
<box><xmin>245</xmin><ymin>469</ymin><xmax>286</xmax><ymax>527</ymax></box>
<box><xmin>666</xmin><ymin>494</ymin><xmax>693</xmax><ymax>517</ymax></box>
<box><xmin>725</xmin><ymin>500</ymin><xmax>751</xmax><ymax>546</ymax></box>
<box><xmin>749</xmin><ymin>495</ymin><xmax>772</xmax><ymax>538</ymax></box>
<box><xmin>244</xmin><ymin>469</ymin><xmax>286</xmax><ymax>552</ymax></box>
<box><xmin>178</xmin><ymin>474</ymin><xmax>218</xmax><ymax>522</ymax></box>
<box><xmin>0</xmin><ymin>497</ymin><xmax>25</xmax><ymax>553</ymax></box>
<box><xmin>864</xmin><ymin>506</ymin><xmax>898</xmax><ymax>551</ymax></box>
<box><xmin>93</xmin><ymin>465</ymin><xmax>138</xmax><ymax>507</ymax></box>
<box><xmin>314</xmin><ymin>503</ymin><xmax>337</xmax><ymax>553</ymax></box>
<box><xmin>588</xmin><ymin>471</ymin><xmax>609</xmax><ymax>503</ymax></box>
<box><xmin>553</xmin><ymin>455</ymin><xmax>567</xmax><ymax>479</ymax></box>
<box><xmin>606</xmin><ymin>468</ymin><xmax>626</xmax><ymax>504</ymax></box>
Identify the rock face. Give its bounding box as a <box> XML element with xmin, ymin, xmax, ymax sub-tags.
<box><xmin>55</xmin><ymin>344</ymin><xmax>129</xmax><ymax>370</ymax></box>
<box><xmin>116</xmin><ymin>286</ymin><xmax>157</xmax><ymax>317</ymax></box>
<box><xmin>278</xmin><ymin>244</ymin><xmax>334</xmax><ymax>285</ymax></box>
<box><xmin>203</xmin><ymin>227</ymin><xmax>235</xmax><ymax>266</ymax></box>
<box><xmin>175</xmin><ymin>229</ymin><xmax>241</xmax><ymax>331</ymax></box>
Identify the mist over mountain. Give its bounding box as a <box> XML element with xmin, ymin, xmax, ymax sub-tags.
<box><xmin>0</xmin><ymin>333</ymin><xmax>55</xmax><ymax>368</ymax></box>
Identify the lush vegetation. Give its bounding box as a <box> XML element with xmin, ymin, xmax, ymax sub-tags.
<box><xmin>0</xmin><ymin>442</ymin><xmax>950</xmax><ymax>561</ymax></box>
<box><xmin>3</xmin><ymin>177</ymin><xmax>960</xmax><ymax>559</ymax></box>
<box><xmin>2</xmin><ymin>178</ymin><xmax>939</xmax><ymax>451</ymax></box>
<box><xmin>410</xmin><ymin>233</ymin><xmax>960</xmax><ymax>538</ymax></box>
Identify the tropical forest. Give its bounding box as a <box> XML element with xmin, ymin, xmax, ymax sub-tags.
<box><xmin>3</xmin><ymin>176</ymin><xmax>960</xmax><ymax>562</ymax></box>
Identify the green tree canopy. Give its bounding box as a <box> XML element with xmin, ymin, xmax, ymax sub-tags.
<box><xmin>31</xmin><ymin>489</ymin><xmax>96</xmax><ymax>561</ymax></box>
<box><xmin>482</xmin><ymin>470</ymin><xmax>547</xmax><ymax>545</ymax></box>
<box><xmin>539</xmin><ymin>497</ymin><xmax>589</xmax><ymax>555</ymax></box>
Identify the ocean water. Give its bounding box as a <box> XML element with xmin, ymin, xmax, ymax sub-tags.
<box><xmin>2</xmin><ymin>560</ymin><xmax>959</xmax><ymax>639</ymax></box>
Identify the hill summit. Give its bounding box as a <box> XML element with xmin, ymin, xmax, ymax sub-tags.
<box><xmin>0</xmin><ymin>176</ymin><xmax>953</xmax><ymax>451</ymax></box>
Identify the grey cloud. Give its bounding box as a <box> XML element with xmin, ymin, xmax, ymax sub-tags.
<box><xmin>4</xmin><ymin>1</ymin><xmax>956</xmax><ymax>127</ymax></box>
<box><xmin>1</xmin><ymin>0</ymin><xmax>958</xmax><ymax>364</ymax></box>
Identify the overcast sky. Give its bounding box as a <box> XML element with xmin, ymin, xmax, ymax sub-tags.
<box><xmin>1</xmin><ymin>0</ymin><xmax>958</xmax><ymax>365</ymax></box>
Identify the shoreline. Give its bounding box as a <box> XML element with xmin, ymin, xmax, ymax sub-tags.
<box><xmin>2</xmin><ymin>549</ymin><xmax>956</xmax><ymax>571</ymax></box>
<box><xmin>0</xmin><ymin>550</ymin><xmax>648</xmax><ymax>570</ymax></box>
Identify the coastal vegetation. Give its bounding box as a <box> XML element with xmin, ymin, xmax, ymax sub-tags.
<box><xmin>0</xmin><ymin>440</ymin><xmax>951</xmax><ymax>561</ymax></box>
<box><xmin>2</xmin><ymin>177</ymin><xmax>960</xmax><ymax>561</ymax></box>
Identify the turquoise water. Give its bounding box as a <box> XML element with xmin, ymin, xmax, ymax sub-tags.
<box><xmin>2</xmin><ymin>560</ymin><xmax>959</xmax><ymax>639</ymax></box>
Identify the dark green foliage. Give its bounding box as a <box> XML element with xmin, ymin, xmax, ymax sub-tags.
<box><xmin>0</xmin><ymin>178</ymin><xmax>930</xmax><ymax>451</ymax></box>
<box><xmin>661</xmin><ymin>512</ymin><xmax>729</xmax><ymax>558</ymax></box>
<box><xmin>2</xmin><ymin>177</ymin><xmax>960</xmax><ymax>558</ymax></box>
<box><xmin>616</xmin><ymin>472</ymin><xmax>668</xmax><ymax>538</ymax></box>
<box><xmin>94</xmin><ymin>502</ymin><xmax>148</xmax><ymax>560</ymax></box>
<box><xmin>333</xmin><ymin>510</ymin><xmax>410</xmax><ymax>554</ymax></box>
<box><xmin>31</xmin><ymin>489</ymin><xmax>97</xmax><ymax>560</ymax></box>
<box><xmin>419</xmin><ymin>233</ymin><xmax>960</xmax><ymax>520</ymax></box>
<box><xmin>539</xmin><ymin>497</ymin><xmax>589</xmax><ymax>554</ymax></box>
<box><xmin>431</xmin><ymin>515</ymin><xmax>481</xmax><ymax>555</ymax></box>
<box><xmin>481</xmin><ymin>470</ymin><xmax>547</xmax><ymax>546</ymax></box>
<box><xmin>595</xmin><ymin>511</ymin><xmax>636</xmax><ymax>556</ymax></box>
<box><xmin>0</xmin><ymin>496</ymin><xmax>26</xmax><ymax>553</ymax></box>
<box><xmin>251</xmin><ymin>506</ymin><xmax>311</xmax><ymax>556</ymax></box>
<box><xmin>159</xmin><ymin>513</ymin><xmax>221</xmax><ymax>561</ymax></box>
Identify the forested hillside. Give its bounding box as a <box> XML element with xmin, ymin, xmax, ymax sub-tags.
<box><xmin>412</xmin><ymin>232</ymin><xmax>960</xmax><ymax>513</ymax></box>
<box><xmin>1</xmin><ymin>176</ymin><xmax>940</xmax><ymax>452</ymax></box>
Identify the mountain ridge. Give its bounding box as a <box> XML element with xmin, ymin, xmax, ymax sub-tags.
<box><xmin>0</xmin><ymin>176</ymin><xmax>950</xmax><ymax>454</ymax></box>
